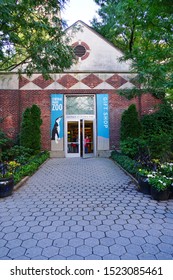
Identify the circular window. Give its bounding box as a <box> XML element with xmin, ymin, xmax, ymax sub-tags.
<box><xmin>74</xmin><ymin>45</ymin><xmax>86</xmax><ymax>57</ymax></box>
<box><xmin>72</xmin><ymin>41</ymin><xmax>90</xmax><ymax>60</ymax></box>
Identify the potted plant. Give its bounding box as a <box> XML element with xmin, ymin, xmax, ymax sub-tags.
<box><xmin>159</xmin><ymin>162</ymin><xmax>173</xmax><ymax>198</ymax></box>
<box><xmin>0</xmin><ymin>161</ymin><xmax>19</xmax><ymax>198</ymax></box>
<box><xmin>137</xmin><ymin>168</ymin><xmax>151</xmax><ymax>195</ymax></box>
<box><xmin>148</xmin><ymin>172</ymin><xmax>172</xmax><ymax>201</ymax></box>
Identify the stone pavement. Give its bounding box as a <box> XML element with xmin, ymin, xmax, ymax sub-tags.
<box><xmin>0</xmin><ymin>158</ymin><xmax>173</xmax><ymax>260</ymax></box>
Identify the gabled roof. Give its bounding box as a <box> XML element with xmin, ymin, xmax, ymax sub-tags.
<box><xmin>65</xmin><ymin>20</ymin><xmax>132</xmax><ymax>73</ymax></box>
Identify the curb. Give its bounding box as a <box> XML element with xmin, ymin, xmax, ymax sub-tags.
<box><xmin>13</xmin><ymin>157</ymin><xmax>50</xmax><ymax>192</ymax></box>
<box><xmin>14</xmin><ymin>176</ymin><xmax>30</xmax><ymax>191</ymax></box>
<box><xmin>111</xmin><ymin>158</ymin><xmax>139</xmax><ymax>188</ymax></box>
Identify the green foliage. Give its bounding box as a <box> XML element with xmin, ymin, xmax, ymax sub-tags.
<box><xmin>0</xmin><ymin>130</ymin><xmax>12</xmax><ymax>149</ymax></box>
<box><xmin>148</xmin><ymin>172</ymin><xmax>172</xmax><ymax>191</ymax></box>
<box><xmin>146</xmin><ymin>132</ymin><xmax>172</xmax><ymax>161</ymax></box>
<box><xmin>30</xmin><ymin>105</ymin><xmax>42</xmax><ymax>151</ymax></box>
<box><xmin>20</xmin><ymin>108</ymin><xmax>32</xmax><ymax>149</ymax></box>
<box><xmin>120</xmin><ymin>137</ymin><xmax>147</xmax><ymax>159</ymax></box>
<box><xmin>160</xmin><ymin>162</ymin><xmax>173</xmax><ymax>178</ymax></box>
<box><xmin>13</xmin><ymin>151</ymin><xmax>49</xmax><ymax>184</ymax></box>
<box><xmin>119</xmin><ymin>102</ymin><xmax>173</xmax><ymax>162</ymax></box>
<box><xmin>20</xmin><ymin>105</ymin><xmax>42</xmax><ymax>151</ymax></box>
<box><xmin>111</xmin><ymin>150</ymin><xmax>138</xmax><ymax>176</ymax></box>
<box><xmin>0</xmin><ymin>0</ymin><xmax>74</xmax><ymax>77</ymax></box>
<box><xmin>120</xmin><ymin>104</ymin><xmax>142</xmax><ymax>141</ymax></box>
<box><xmin>2</xmin><ymin>145</ymin><xmax>34</xmax><ymax>163</ymax></box>
<box><xmin>141</xmin><ymin>102</ymin><xmax>173</xmax><ymax>161</ymax></box>
<box><xmin>92</xmin><ymin>0</ymin><xmax>173</xmax><ymax>101</ymax></box>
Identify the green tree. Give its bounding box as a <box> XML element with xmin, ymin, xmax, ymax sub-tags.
<box><xmin>141</xmin><ymin>102</ymin><xmax>173</xmax><ymax>160</ymax></box>
<box><xmin>20</xmin><ymin>107</ymin><xmax>32</xmax><ymax>149</ymax></box>
<box><xmin>30</xmin><ymin>105</ymin><xmax>42</xmax><ymax>151</ymax></box>
<box><xmin>0</xmin><ymin>0</ymin><xmax>75</xmax><ymax>78</ymax></box>
<box><xmin>92</xmin><ymin>0</ymin><xmax>173</xmax><ymax>101</ymax></box>
<box><xmin>120</xmin><ymin>104</ymin><xmax>142</xmax><ymax>141</ymax></box>
<box><xmin>120</xmin><ymin>104</ymin><xmax>143</xmax><ymax>159</ymax></box>
<box><xmin>20</xmin><ymin>105</ymin><xmax>42</xmax><ymax>151</ymax></box>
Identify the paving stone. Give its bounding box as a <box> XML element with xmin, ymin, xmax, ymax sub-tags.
<box><xmin>138</xmin><ymin>253</ymin><xmax>157</xmax><ymax>260</ymax></box>
<box><xmin>53</xmin><ymin>238</ymin><xmax>69</xmax><ymax>248</ymax></box>
<box><xmin>158</xmin><ymin>243</ymin><xmax>173</xmax><ymax>254</ymax></box>
<box><xmin>16</xmin><ymin>226</ymin><xmax>30</xmax><ymax>234</ymax></box>
<box><xmin>156</xmin><ymin>252</ymin><xmax>173</xmax><ymax>260</ymax></box>
<box><xmin>134</xmin><ymin>229</ymin><xmax>148</xmax><ymax>238</ymax></box>
<box><xmin>8</xmin><ymin>247</ymin><xmax>26</xmax><ymax>259</ymax></box>
<box><xmin>145</xmin><ymin>236</ymin><xmax>161</xmax><ymax>245</ymax></box>
<box><xmin>85</xmin><ymin>237</ymin><xmax>99</xmax><ymax>247</ymax></box>
<box><xmin>110</xmin><ymin>244</ymin><xmax>126</xmax><ymax>256</ymax></box>
<box><xmin>126</xmin><ymin>244</ymin><xmax>143</xmax><ymax>255</ymax></box>
<box><xmin>4</xmin><ymin>232</ymin><xmax>19</xmax><ymax>241</ymax></box>
<box><xmin>42</xmin><ymin>246</ymin><xmax>59</xmax><ymax>258</ymax></box>
<box><xmin>93</xmin><ymin>245</ymin><xmax>109</xmax><ymax>257</ymax></box>
<box><xmin>77</xmin><ymin>231</ymin><xmax>91</xmax><ymax>239</ymax></box>
<box><xmin>76</xmin><ymin>245</ymin><xmax>92</xmax><ymax>257</ymax></box>
<box><xmin>121</xmin><ymin>253</ymin><xmax>138</xmax><ymax>260</ymax></box>
<box><xmin>130</xmin><ymin>236</ymin><xmax>146</xmax><ymax>246</ymax></box>
<box><xmin>120</xmin><ymin>230</ymin><xmax>134</xmax><ymax>238</ymax></box>
<box><xmin>33</xmin><ymin>232</ymin><xmax>48</xmax><ymax>240</ymax></box>
<box><xmin>160</xmin><ymin>235</ymin><xmax>173</xmax><ymax>245</ymax></box>
<box><xmin>115</xmin><ymin>236</ymin><xmax>130</xmax><ymax>246</ymax></box>
<box><xmin>103</xmin><ymin>254</ymin><xmax>120</xmax><ymax>260</ymax></box>
<box><xmin>0</xmin><ymin>158</ymin><xmax>173</xmax><ymax>260</ymax></box>
<box><xmin>0</xmin><ymin>239</ymin><xmax>7</xmax><ymax>248</ymax></box>
<box><xmin>59</xmin><ymin>246</ymin><xmax>75</xmax><ymax>257</ymax></box>
<box><xmin>0</xmin><ymin>247</ymin><xmax>9</xmax><ymax>258</ymax></box>
<box><xmin>6</xmin><ymin>239</ymin><xmax>22</xmax><ymax>249</ymax></box>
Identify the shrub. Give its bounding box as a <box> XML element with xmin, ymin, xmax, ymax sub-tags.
<box><xmin>111</xmin><ymin>151</ymin><xmax>139</xmax><ymax>176</ymax></box>
<box><xmin>141</xmin><ymin>102</ymin><xmax>173</xmax><ymax>161</ymax></box>
<box><xmin>13</xmin><ymin>151</ymin><xmax>49</xmax><ymax>184</ymax></box>
<box><xmin>120</xmin><ymin>104</ymin><xmax>142</xmax><ymax>141</ymax></box>
<box><xmin>20</xmin><ymin>105</ymin><xmax>42</xmax><ymax>151</ymax></box>
<box><xmin>146</xmin><ymin>132</ymin><xmax>172</xmax><ymax>161</ymax></box>
<box><xmin>2</xmin><ymin>145</ymin><xmax>34</xmax><ymax>162</ymax></box>
<box><xmin>120</xmin><ymin>137</ymin><xmax>147</xmax><ymax>159</ymax></box>
<box><xmin>30</xmin><ymin>104</ymin><xmax>42</xmax><ymax>151</ymax></box>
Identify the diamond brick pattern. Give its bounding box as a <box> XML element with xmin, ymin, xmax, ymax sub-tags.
<box><xmin>32</xmin><ymin>75</ymin><xmax>53</xmax><ymax>89</ymax></box>
<box><xmin>0</xmin><ymin>158</ymin><xmax>173</xmax><ymax>260</ymax></box>
<box><xmin>57</xmin><ymin>74</ymin><xmax>79</xmax><ymax>88</ymax></box>
<box><xmin>106</xmin><ymin>74</ymin><xmax>127</xmax><ymax>88</ymax></box>
<box><xmin>19</xmin><ymin>76</ymin><xmax>30</xmax><ymax>89</ymax></box>
<box><xmin>81</xmin><ymin>74</ymin><xmax>103</xmax><ymax>88</ymax></box>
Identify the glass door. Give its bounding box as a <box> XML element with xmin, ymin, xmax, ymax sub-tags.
<box><xmin>82</xmin><ymin>120</ymin><xmax>94</xmax><ymax>158</ymax></box>
<box><xmin>66</xmin><ymin>121</ymin><xmax>80</xmax><ymax>157</ymax></box>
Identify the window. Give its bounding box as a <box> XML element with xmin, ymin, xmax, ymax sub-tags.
<box><xmin>74</xmin><ymin>45</ymin><xmax>86</xmax><ymax>57</ymax></box>
<box><xmin>66</xmin><ymin>96</ymin><xmax>94</xmax><ymax>115</ymax></box>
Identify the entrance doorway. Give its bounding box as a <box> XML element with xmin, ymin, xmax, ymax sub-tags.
<box><xmin>66</xmin><ymin>119</ymin><xmax>95</xmax><ymax>158</ymax></box>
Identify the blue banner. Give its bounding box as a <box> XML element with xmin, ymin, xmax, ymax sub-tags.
<box><xmin>97</xmin><ymin>94</ymin><xmax>109</xmax><ymax>150</ymax></box>
<box><xmin>51</xmin><ymin>94</ymin><xmax>64</xmax><ymax>149</ymax></box>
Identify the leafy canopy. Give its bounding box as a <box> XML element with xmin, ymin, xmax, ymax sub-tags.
<box><xmin>0</xmin><ymin>0</ymin><xmax>75</xmax><ymax>77</ymax></box>
<box><xmin>92</xmin><ymin>0</ymin><xmax>173</xmax><ymax>101</ymax></box>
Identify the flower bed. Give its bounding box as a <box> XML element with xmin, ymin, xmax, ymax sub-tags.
<box><xmin>111</xmin><ymin>151</ymin><xmax>173</xmax><ymax>201</ymax></box>
<box><xmin>0</xmin><ymin>151</ymin><xmax>49</xmax><ymax>197</ymax></box>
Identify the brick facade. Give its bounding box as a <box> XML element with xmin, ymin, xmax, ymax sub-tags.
<box><xmin>0</xmin><ymin>81</ymin><xmax>160</xmax><ymax>152</ymax></box>
<box><xmin>0</xmin><ymin>21</ymin><xmax>161</xmax><ymax>156</ymax></box>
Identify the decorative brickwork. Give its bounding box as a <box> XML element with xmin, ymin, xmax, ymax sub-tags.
<box><xmin>19</xmin><ymin>76</ymin><xmax>30</xmax><ymax>89</ymax></box>
<box><xmin>81</xmin><ymin>74</ymin><xmax>103</xmax><ymax>88</ymax></box>
<box><xmin>106</xmin><ymin>74</ymin><xmax>127</xmax><ymax>89</ymax></box>
<box><xmin>32</xmin><ymin>75</ymin><xmax>53</xmax><ymax>89</ymax></box>
<box><xmin>0</xmin><ymin>87</ymin><xmax>161</xmax><ymax>151</ymax></box>
<box><xmin>57</xmin><ymin>74</ymin><xmax>79</xmax><ymax>88</ymax></box>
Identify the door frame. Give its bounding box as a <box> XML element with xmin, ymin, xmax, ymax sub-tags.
<box><xmin>65</xmin><ymin>116</ymin><xmax>96</xmax><ymax>158</ymax></box>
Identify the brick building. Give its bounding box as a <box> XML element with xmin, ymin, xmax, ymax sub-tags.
<box><xmin>0</xmin><ymin>21</ymin><xmax>159</xmax><ymax>158</ymax></box>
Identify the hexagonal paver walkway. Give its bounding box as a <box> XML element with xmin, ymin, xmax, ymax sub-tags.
<box><xmin>0</xmin><ymin>158</ymin><xmax>173</xmax><ymax>260</ymax></box>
